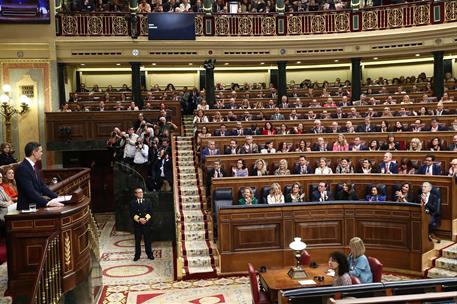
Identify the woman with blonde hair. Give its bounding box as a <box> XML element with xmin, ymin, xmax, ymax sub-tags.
<box><xmin>267</xmin><ymin>183</ymin><xmax>285</xmax><ymax>204</ymax></box>
<box><xmin>238</xmin><ymin>187</ymin><xmax>257</xmax><ymax>205</ymax></box>
<box><xmin>2</xmin><ymin>168</ymin><xmax>17</xmax><ymax>201</ymax></box>
<box><xmin>274</xmin><ymin>159</ymin><xmax>290</xmax><ymax>176</ymax></box>
<box><xmin>408</xmin><ymin>138</ymin><xmax>422</xmax><ymax>151</ymax></box>
<box><xmin>347</xmin><ymin>237</ymin><xmax>373</xmax><ymax>283</ymax></box>
<box><xmin>252</xmin><ymin>159</ymin><xmax>268</xmax><ymax>176</ymax></box>
<box><xmin>332</xmin><ymin>134</ymin><xmax>349</xmax><ymax>151</ymax></box>
<box><xmin>315</xmin><ymin>158</ymin><xmax>333</xmax><ymax>175</ymax></box>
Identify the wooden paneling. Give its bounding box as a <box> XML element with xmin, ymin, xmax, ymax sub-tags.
<box><xmin>218</xmin><ymin>203</ymin><xmax>432</xmax><ymax>274</ymax></box>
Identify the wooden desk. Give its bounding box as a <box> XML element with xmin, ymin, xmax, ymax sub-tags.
<box><xmin>260</xmin><ymin>265</ymin><xmax>333</xmax><ymax>303</ymax></box>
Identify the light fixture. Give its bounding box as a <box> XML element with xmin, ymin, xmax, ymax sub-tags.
<box><xmin>296</xmin><ymin>61</ymin><xmax>301</xmax><ymax>64</ymax></box>
<box><xmin>188</xmin><ymin>63</ymin><xmax>193</xmax><ymax>66</ymax></box>
<box><xmin>80</xmin><ymin>63</ymin><xmax>85</xmax><ymax>66</ymax></box>
<box><xmin>0</xmin><ymin>84</ymin><xmax>30</xmax><ymax>144</ymax></box>
<box><xmin>415</xmin><ymin>53</ymin><xmax>420</xmax><ymax>57</ymax></box>
<box><xmin>260</xmin><ymin>62</ymin><xmax>265</xmax><ymax>65</ymax></box>
<box><xmin>287</xmin><ymin>237</ymin><xmax>308</xmax><ymax>279</ymax></box>
<box><xmin>224</xmin><ymin>62</ymin><xmax>229</xmax><ymax>65</ymax></box>
<box><xmin>151</xmin><ymin>63</ymin><xmax>156</xmax><ymax>66</ymax></box>
<box><xmin>373</xmin><ymin>57</ymin><xmax>378</xmax><ymax>60</ymax></box>
<box><xmin>334</xmin><ymin>59</ymin><xmax>339</xmax><ymax>63</ymax></box>
<box><xmin>116</xmin><ymin>63</ymin><xmax>121</xmax><ymax>66</ymax></box>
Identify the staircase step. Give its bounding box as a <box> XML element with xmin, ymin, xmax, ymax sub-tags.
<box><xmin>184</xmin><ymin>230</ymin><xmax>208</xmax><ymax>241</ymax></box>
<box><xmin>186</xmin><ymin>256</ymin><xmax>213</xmax><ymax>268</ymax></box>
<box><xmin>181</xmin><ymin>202</ymin><xmax>202</xmax><ymax>210</ymax></box>
<box><xmin>435</xmin><ymin>257</ymin><xmax>457</xmax><ymax>272</ymax></box>
<box><xmin>443</xmin><ymin>244</ymin><xmax>457</xmax><ymax>259</ymax></box>
<box><xmin>184</xmin><ymin>222</ymin><xmax>206</xmax><ymax>231</ymax></box>
<box><xmin>427</xmin><ymin>267</ymin><xmax>457</xmax><ymax>278</ymax></box>
<box><xmin>182</xmin><ymin>210</ymin><xmax>206</xmax><ymax>221</ymax></box>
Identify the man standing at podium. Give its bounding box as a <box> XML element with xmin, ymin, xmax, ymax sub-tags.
<box><xmin>130</xmin><ymin>187</ymin><xmax>154</xmax><ymax>261</ymax></box>
<box><xmin>16</xmin><ymin>142</ymin><xmax>64</xmax><ymax>210</ymax></box>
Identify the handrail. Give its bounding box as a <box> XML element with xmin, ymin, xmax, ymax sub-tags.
<box><xmin>171</xmin><ymin>135</ymin><xmax>184</xmax><ymax>279</ymax></box>
<box><xmin>31</xmin><ymin>231</ymin><xmax>62</xmax><ymax>304</ymax></box>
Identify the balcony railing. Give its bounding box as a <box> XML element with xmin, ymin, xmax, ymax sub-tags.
<box><xmin>55</xmin><ymin>0</ymin><xmax>457</xmax><ymax>37</ymax></box>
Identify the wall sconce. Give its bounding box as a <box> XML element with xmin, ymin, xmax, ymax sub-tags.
<box><xmin>0</xmin><ymin>84</ymin><xmax>31</xmax><ymax>144</ymax></box>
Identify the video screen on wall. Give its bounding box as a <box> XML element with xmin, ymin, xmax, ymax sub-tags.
<box><xmin>0</xmin><ymin>0</ymin><xmax>50</xmax><ymax>23</ymax></box>
<box><xmin>148</xmin><ymin>13</ymin><xmax>196</xmax><ymax>40</ymax></box>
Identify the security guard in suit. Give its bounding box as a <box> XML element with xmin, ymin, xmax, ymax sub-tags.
<box><xmin>130</xmin><ymin>188</ymin><xmax>154</xmax><ymax>261</ymax></box>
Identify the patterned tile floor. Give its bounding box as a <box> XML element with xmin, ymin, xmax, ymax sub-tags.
<box><xmin>95</xmin><ymin>214</ymin><xmax>251</xmax><ymax>304</ymax></box>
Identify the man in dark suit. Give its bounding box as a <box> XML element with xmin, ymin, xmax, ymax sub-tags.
<box><xmin>447</xmin><ymin>134</ymin><xmax>457</xmax><ymax>151</ymax></box>
<box><xmin>378</xmin><ymin>152</ymin><xmax>399</xmax><ymax>174</ymax></box>
<box><xmin>417</xmin><ymin>182</ymin><xmax>441</xmax><ymax>242</ymax></box>
<box><xmin>417</xmin><ymin>154</ymin><xmax>441</xmax><ymax>176</ymax></box>
<box><xmin>201</xmin><ymin>141</ymin><xmax>220</xmax><ymax>163</ymax></box>
<box><xmin>294</xmin><ymin>156</ymin><xmax>313</xmax><ymax>174</ymax></box>
<box><xmin>16</xmin><ymin>142</ymin><xmax>63</xmax><ymax>210</ymax></box>
<box><xmin>224</xmin><ymin>140</ymin><xmax>239</xmax><ymax>155</ymax></box>
<box><xmin>152</xmin><ymin>150</ymin><xmax>173</xmax><ymax>191</ymax></box>
<box><xmin>331</xmin><ymin>107</ymin><xmax>346</xmax><ymax>119</ymax></box>
<box><xmin>428</xmin><ymin>118</ymin><xmax>447</xmax><ymax>132</ymax></box>
<box><xmin>311</xmin><ymin>182</ymin><xmax>333</xmax><ymax>202</ymax></box>
<box><xmin>206</xmin><ymin>160</ymin><xmax>226</xmax><ymax>187</ymax></box>
<box><xmin>356</xmin><ymin>117</ymin><xmax>375</xmax><ymax>133</ymax></box>
<box><xmin>214</xmin><ymin>124</ymin><xmax>231</xmax><ymax>136</ymax></box>
<box><xmin>130</xmin><ymin>188</ymin><xmax>154</xmax><ymax>261</ymax></box>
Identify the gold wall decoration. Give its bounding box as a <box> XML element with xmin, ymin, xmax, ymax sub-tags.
<box><xmin>140</xmin><ymin>16</ymin><xmax>148</xmax><ymax>36</ymax></box>
<box><xmin>238</xmin><ymin>16</ymin><xmax>253</xmax><ymax>36</ymax></box>
<box><xmin>287</xmin><ymin>16</ymin><xmax>303</xmax><ymax>35</ymax></box>
<box><xmin>387</xmin><ymin>8</ymin><xmax>404</xmax><ymax>28</ymax></box>
<box><xmin>62</xmin><ymin>16</ymin><xmax>77</xmax><ymax>35</ymax></box>
<box><xmin>445</xmin><ymin>0</ymin><xmax>457</xmax><ymax>21</ymax></box>
<box><xmin>215</xmin><ymin>16</ymin><xmax>230</xmax><ymax>35</ymax></box>
<box><xmin>112</xmin><ymin>16</ymin><xmax>129</xmax><ymax>35</ymax></box>
<box><xmin>88</xmin><ymin>16</ymin><xmax>103</xmax><ymax>35</ymax></box>
<box><xmin>63</xmin><ymin>231</ymin><xmax>72</xmax><ymax>272</ymax></box>
<box><xmin>261</xmin><ymin>16</ymin><xmax>276</xmax><ymax>35</ymax></box>
<box><xmin>311</xmin><ymin>15</ymin><xmax>326</xmax><ymax>33</ymax></box>
<box><xmin>414</xmin><ymin>5</ymin><xmax>430</xmax><ymax>25</ymax></box>
<box><xmin>335</xmin><ymin>13</ymin><xmax>350</xmax><ymax>32</ymax></box>
<box><xmin>195</xmin><ymin>15</ymin><xmax>204</xmax><ymax>35</ymax></box>
<box><xmin>362</xmin><ymin>10</ymin><xmax>379</xmax><ymax>30</ymax></box>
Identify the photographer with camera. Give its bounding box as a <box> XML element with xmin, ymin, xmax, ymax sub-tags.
<box><xmin>133</xmin><ymin>137</ymin><xmax>149</xmax><ymax>178</ymax></box>
<box><xmin>106</xmin><ymin>127</ymin><xmax>126</xmax><ymax>162</ymax></box>
<box><xmin>123</xmin><ymin>127</ymin><xmax>139</xmax><ymax>165</ymax></box>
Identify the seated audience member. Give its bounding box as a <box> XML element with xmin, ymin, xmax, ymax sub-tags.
<box><xmin>450</xmin><ymin>119</ymin><xmax>457</xmax><ymax>132</ymax></box>
<box><xmin>381</xmin><ymin>134</ymin><xmax>400</xmax><ymax>151</ymax></box>
<box><xmin>357</xmin><ymin>117</ymin><xmax>375</xmax><ymax>133</ymax></box>
<box><xmin>313</xmin><ymin>137</ymin><xmax>330</xmax><ymax>152</ymax></box>
<box><xmin>428</xmin><ymin>118</ymin><xmax>447</xmax><ymax>132</ymax></box>
<box><xmin>239</xmin><ymin>136</ymin><xmax>259</xmax><ymax>154</ymax></box>
<box><xmin>417</xmin><ymin>182</ymin><xmax>441</xmax><ymax>242</ymax></box>
<box><xmin>2</xmin><ymin>168</ymin><xmax>17</xmax><ymax>201</ymax></box>
<box><xmin>393</xmin><ymin>121</ymin><xmax>406</xmax><ymax>132</ymax></box>
<box><xmin>261</xmin><ymin>141</ymin><xmax>276</xmax><ymax>154</ymax></box>
<box><xmin>277</xmin><ymin>124</ymin><xmax>290</xmax><ymax>135</ymax></box>
<box><xmin>252</xmin><ymin>159</ymin><xmax>268</xmax><ymax>176</ymax></box>
<box><xmin>126</xmin><ymin>101</ymin><xmax>139</xmax><ymax>111</ymax></box>
<box><xmin>311</xmin><ymin>182</ymin><xmax>333</xmax><ymax>202</ymax></box>
<box><xmin>398</xmin><ymin>158</ymin><xmax>416</xmax><ymax>174</ymax></box>
<box><xmin>0</xmin><ymin>142</ymin><xmax>17</xmax><ymax>166</ymax></box>
<box><xmin>214</xmin><ymin>124</ymin><xmax>231</xmax><ymax>137</ymax></box>
<box><xmin>378</xmin><ymin>120</ymin><xmax>389</xmax><ymax>133</ymax></box>
<box><xmin>350</xmin><ymin>137</ymin><xmax>366</xmax><ymax>151</ymax></box>
<box><xmin>327</xmin><ymin>121</ymin><xmax>341</xmax><ymax>134</ymax></box>
<box><xmin>417</xmin><ymin>154</ymin><xmax>441</xmax><ymax>176</ymax></box>
<box><xmin>197</xmin><ymin>99</ymin><xmax>209</xmax><ymax>111</ymax></box>
<box><xmin>447</xmin><ymin>134</ymin><xmax>457</xmax><ymax>151</ymax></box>
<box><xmin>335</xmin><ymin>158</ymin><xmax>354</xmax><ymax>174</ymax></box>
<box><xmin>448</xmin><ymin>159</ymin><xmax>457</xmax><ymax>178</ymax></box>
<box><xmin>410</xmin><ymin>119</ymin><xmax>425</xmax><ymax>132</ymax></box>
<box><xmin>433</xmin><ymin>102</ymin><xmax>450</xmax><ymax>116</ymax></box>
<box><xmin>328</xmin><ymin>251</ymin><xmax>352</xmax><ymax>287</ymax></box>
<box><xmin>277</xmin><ymin>142</ymin><xmax>290</xmax><ymax>153</ymax></box>
<box><xmin>310</xmin><ymin>119</ymin><xmax>326</xmax><ymax>134</ymax></box>
<box><xmin>224</xmin><ymin>140</ymin><xmax>239</xmax><ymax>155</ymax></box>
<box><xmin>289</xmin><ymin>109</ymin><xmax>301</xmax><ymax>120</ymax></box>
<box><xmin>379</xmin><ymin>152</ymin><xmax>398</xmax><ymax>174</ymax></box>
<box><xmin>358</xmin><ymin>159</ymin><xmax>375</xmax><ymax>174</ymax></box>
<box><xmin>232</xmin><ymin>159</ymin><xmax>249</xmax><ymax>177</ymax></box>
<box><xmin>367</xmin><ymin>139</ymin><xmax>380</xmax><ymax>151</ymax></box>
<box><xmin>348</xmin><ymin>237</ymin><xmax>373</xmax><ymax>284</ymax></box>
<box><xmin>394</xmin><ymin>183</ymin><xmax>414</xmax><ymax>202</ymax></box>
<box><xmin>429</xmin><ymin>137</ymin><xmax>442</xmax><ymax>151</ymax></box>
<box><xmin>270</xmin><ymin>107</ymin><xmax>285</xmax><ymax>120</ymax></box>
<box><xmin>295</xmin><ymin>156</ymin><xmax>312</xmax><ymax>174</ymax></box>
<box><xmin>267</xmin><ymin>183</ymin><xmax>285</xmax><ymax>204</ymax></box>
<box><xmin>197</xmin><ymin>127</ymin><xmax>211</xmax><ymax>146</ymax></box>
<box><xmin>261</xmin><ymin>122</ymin><xmax>276</xmax><ymax>135</ymax></box>
<box><xmin>285</xmin><ymin>182</ymin><xmax>305</xmax><ymax>203</ymax></box>
<box><xmin>408</xmin><ymin>137</ymin><xmax>422</xmax><ymax>151</ymax></box>
<box><xmin>193</xmin><ymin>109</ymin><xmax>209</xmax><ymax>125</ymax></box>
<box><xmin>238</xmin><ymin>187</ymin><xmax>257</xmax><ymax>205</ymax></box>
<box><xmin>0</xmin><ymin>172</ymin><xmax>14</xmax><ymax>229</ymax></box>
<box><xmin>295</xmin><ymin>140</ymin><xmax>308</xmax><ymax>152</ymax></box>
<box><xmin>206</xmin><ymin>160</ymin><xmax>226</xmax><ymax>186</ymax></box>
<box><xmin>315</xmin><ymin>158</ymin><xmax>333</xmax><ymax>175</ymax></box>
<box><xmin>201</xmin><ymin>141</ymin><xmax>220</xmax><ymax>163</ymax></box>
<box><xmin>332</xmin><ymin>134</ymin><xmax>349</xmax><ymax>151</ymax></box>
<box><xmin>293</xmin><ymin>123</ymin><xmax>305</xmax><ymax>135</ymax></box>
<box><xmin>226</xmin><ymin>111</ymin><xmax>238</xmax><ymax>122</ymax></box>
<box><xmin>366</xmin><ymin>185</ymin><xmax>386</xmax><ymax>202</ymax></box>
<box><xmin>335</xmin><ymin>183</ymin><xmax>358</xmax><ymax>201</ymax></box>
<box><xmin>232</xmin><ymin>121</ymin><xmax>250</xmax><ymax>136</ymax></box>
<box><xmin>274</xmin><ymin>159</ymin><xmax>291</xmax><ymax>176</ymax></box>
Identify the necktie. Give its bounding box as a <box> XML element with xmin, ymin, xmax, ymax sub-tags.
<box><xmin>385</xmin><ymin>163</ymin><xmax>389</xmax><ymax>173</ymax></box>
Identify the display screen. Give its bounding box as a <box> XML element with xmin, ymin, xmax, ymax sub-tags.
<box><xmin>0</xmin><ymin>0</ymin><xmax>50</xmax><ymax>23</ymax></box>
<box><xmin>148</xmin><ymin>13</ymin><xmax>196</xmax><ymax>40</ymax></box>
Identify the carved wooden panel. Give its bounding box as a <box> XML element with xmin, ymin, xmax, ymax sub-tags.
<box><xmin>295</xmin><ymin>221</ymin><xmax>343</xmax><ymax>246</ymax></box>
<box><xmin>356</xmin><ymin>220</ymin><xmax>408</xmax><ymax>249</ymax></box>
<box><xmin>233</xmin><ymin>224</ymin><xmax>281</xmax><ymax>251</ymax></box>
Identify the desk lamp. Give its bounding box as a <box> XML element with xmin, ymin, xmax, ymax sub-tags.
<box><xmin>288</xmin><ymin>237</ymin><xmax>308</xmax><ymax>279</ymax></box>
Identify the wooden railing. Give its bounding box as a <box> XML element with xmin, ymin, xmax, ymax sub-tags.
<box><xmin>171</xmin><ymin>135</ymin><xmax>184</xmax><ymax>279</ymax></box>
<box><xmin>31</xmin><ymin>232</ymin><xmax>62</xmax><ymax>304</ymax></box>
<box><xmin>55</xmin><ymin>0</ymin><xmax>457</xmax><ymax>37</ymax></box>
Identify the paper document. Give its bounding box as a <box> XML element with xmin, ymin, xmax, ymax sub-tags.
<box><xmin>298</xmin><ymin>280</ymin><xmax>317</xmax><ymax>285</ymax></box>
<box><xmin>56</xmin><ymin>195</ymin><xmax>72</xmax><ymax>202</ymax></box>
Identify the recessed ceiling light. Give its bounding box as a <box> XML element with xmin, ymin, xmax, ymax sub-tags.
<box><xmin>296</xmin><ymin>61</ymin><xmax>301</xmax><ymax>64</ymax></box>
<box><xmin>415</xmin><ymin>53</ymin><xmax>420</xmax><ymax>57</ymax></box>
<box><xmin>80</xmin><ymin>63</ymin><xmax>85</xmax><ymax>66</ymax></box>
<box><xmin>334</xmin><ymin>59</ymin><xmax>339</xmax><ymax>63</ymax></box>
<box><xmin>116</xmin><ymin>63</ymin><xmax>121</xmax><ymax>66</ymax></box>
<box><xmin>188</xmin><ymin>63</ymin><xmax>193</xmax><ymax>65</ymax></box>
<box><xmin>260</xmin><ymin>62</ymin><xmax>265</xmax><ymax>65</ymax></box>
<box><xmin>373</xmin><ymin>57</ymin><xmax>378</xmax><ymax>60</ymax></box>
<box><xmin>151</xmin><ymin>63</ymin><xmax>156</xmax><ymax>66</ymax></box>
<box><xmin>224</xmin><ymin>62</ymin><xmax>229</xmax><ymax>65</ymax></box>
